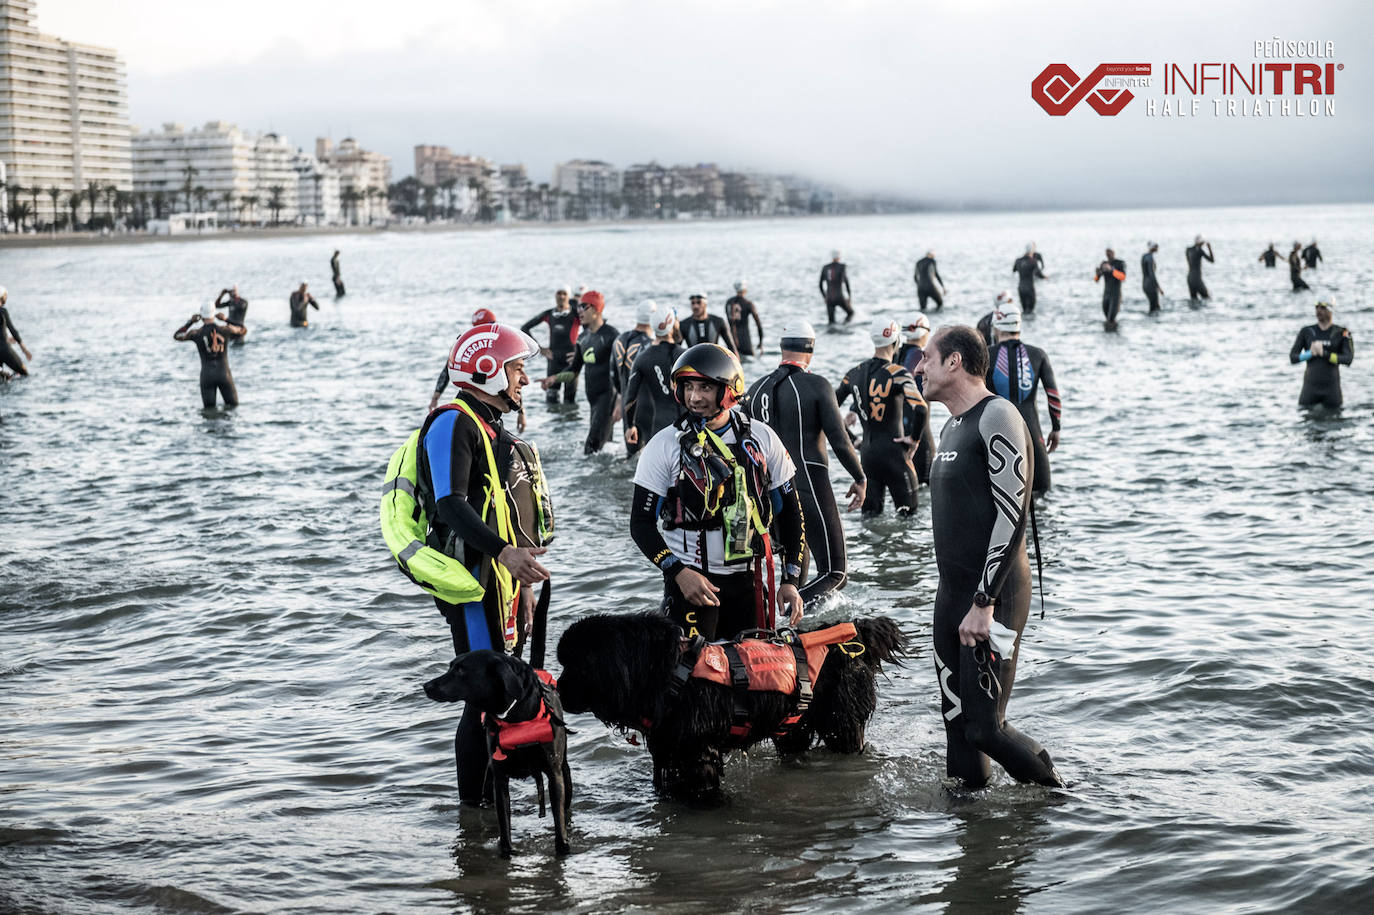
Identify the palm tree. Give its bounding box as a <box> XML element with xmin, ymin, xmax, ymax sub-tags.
<box><xmin>422</xmin><ymin>184</ymin><xmax>436</xmax><ymax>223</ymax></box>
<box><xmin>239</xmin><ymin>194</ymin><xmax>258</xmax><ymax>225</ymax></box>
<box><xmin>47</xmin><ymin>186</ymin><xmax>62</xmax><ymax>231</ymax></box>
<box><xmin>181</xmin><ymin>164</ymin><xmax>198</xmax><ymax>213</ymax></box>
<box><xmin>266</xmin><ymin>185</ymin><xmax>285</xmax><ymax>225</ymax></box>
<box><xmin>8</xmin><ymin>200</ymin><xmax>31</xmax><ymax>231</ymax></box>
<box><xmin>114</xmin><ymin>190</ymin><xmax>131</xmax><ymax>226</ymax></box>
<box><xmin>84</xmin><ymin>181</ymin><xmax>101</xmax><ymax>227</ymax></box>
<box><xmin>311</xmin><ymin>173</ymin><xmax>323</xmax><ymax>225</ymax></box>
<box><xmin>68</xmin><ymin>191</ymin><xmax>81</xmax><ymax>228</ymax></box>
<box><xmin>29</xmin><ymin>184</ymin><xmax>41</xmax><ymax>228</ymax></box>
<box><xmin>152</xmin><ymin>190</ymin><xmax>166</xmax><ymax>220</ymax></box>
<box><xmin>134</xmin><ymin>190</ymin><xmax>148</xmax><ymax>226</ymax></box>
<box><xmin>219</xmin><ymin>189</ymin><xmax>235</xmax><ymax>225</ymax></box>
<box><xmin>193</xmin><ymin>185</ymin><xmax>208</xmax><ymax>214</ymax></box>
<box><xmin>440</xmin><ymin>177</ymin><xmax>458</xmax><ymax>220</ymax></box>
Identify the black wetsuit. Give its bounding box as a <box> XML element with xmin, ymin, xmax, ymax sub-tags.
<box><xmin>976</xmin><ymin>313</ymin><xmax>995</xmax><ymax>348</ymax></box>
<box><xmin>896</xmin><ymin>342</ymin><xmax>936</xmax><ymax>483</ymax></box>
<box><xmin>929</xmin><ymin>395</ymin><xmax>1061</xmax><ymax>788</ymax></box>
<box><xmin>745</xmin><ymin>362</ymin><xmax>865</xmax><ymax>604</ymax></box>
<box><xmin>915</xmin><ymin>256</ymin><xmax>944</xmax><ymax>310</ymax></box>
<box><xmin>987</xmin><ymin>339</ymin><xmax>1061</xmax><ymax>494</ymax></box>
<box><xmin>1141</xmin><ymin>251</ymin><xmax>1161</xmax><ymax>313</ymax></box>
<box><xmin>217</xmin><ymin>293</ymin><xmax>249</xmax><ymax>335</ymax></box>
<box><xmin>522</xmin><ymin>308</ymin><xmax>580</xmax><ymax>403</ymax></box>
<box><xmin>725</xmin><ymin>294</ymin><xmax>762</xmax><ymax>356</ymax></box>
<box><xmin>623</xmin><ymin>340</ymin><xmax>684</xmax><ymax>444</ymax></box>
<box><xmin>1185</xmin><ymin>243</ymin><xmax>1213</xmax><ymax>301</ymax></box>
<box><xmin>1290</xmin><ymin>323</ymin><xmax>1355</xmax><ymax>408</ymax></box>
<box><xmin>1289</xmin><ymin>250</ymin><xmax>1309</xmax><ymax>291</ymax></box>
<box><xmin>1302</xmin><ymin>244</ymin><xmax>1322</xmax><ymax>270</ymax></box>
<box><xmin>0</xmin><ymin>306</ymin><xmax>28</xmax><ymax>376</ymax></box>
<box><xmin>612</xmin><ymin>327</ymin><xmax>652</xmax><ymax>453</ymax></box>
<box><xmin>838</xmin><ymin>357</ymin><xmax>925</xmax><ymax>516</ymax></box>
<box><xmin>561</xmin><ymin>322</ymin><xmax>619</xmax><ymax>453</ymax></box>
<box><xmin>416</xmin><ymin>394</ymin><xmax>517</xmax><ymax>803</ymax></box>
<box><xmin>289</xmin><ymin>291</ymin><xmax>319</xmax><ymax>327</ymax></box>
<box><xmin>1012</xmin><ymin>253</ymin><xmax>1045</xmax><ymax>312</ymax></box>
<box><xmin>331</xmin><ymin>253</ymin><xmax>345</xmax><ymax>296</ymax></box>
<box><xmin>680</xmin><ymin>313</ymin><xmax>737</xmax><ymax>353</ymax></box>
<box><xmin>1259</xmin><ymin>247</ymin><xmax>1279</xmax><ymax>268</ymax></box>
<box><xmin>175</xmin><ymin>320</ymin><xmax>243</xmax><ymax>407</ymax></box>
<box><xmin>1096</xmin><ymin>259</ymin><xmax>1125</xmax><ymax>325</ymax></box>
<box><xmin>819</xmin><ymin>262</ymin><xmax>853</xmax><ymax>324</ymax></box>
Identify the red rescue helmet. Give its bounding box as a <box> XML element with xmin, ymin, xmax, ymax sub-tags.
<box><xmin>671</xmin><ymin>343</ymin><xmax>745</xmax><ymax>415</ymax></box>
<box><xmin>578</xmin><ymin>290</ymin><xmax>605</xmax><ymax>315</ymax></box>
<box><xmin>447</xmin><ymin>323</ymin><xmax>540</xmax><ymax>397</ymax></box>
<box><xmin>471</xmin><ymin>307</ymin><xmax>497</xmax><ymax>325</ymax></box>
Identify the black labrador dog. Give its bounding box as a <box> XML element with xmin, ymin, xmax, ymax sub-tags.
<box><xmin>424</xmin><ymin>650</ymin><xmax>572</xmax><ymax>857</ymax></box>
<box><xmin>556</xmin><ymin>614</ymin><xmax>906</xmax><ymax>803</ymax></box>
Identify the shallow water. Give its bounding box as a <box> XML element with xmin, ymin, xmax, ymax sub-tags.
<box><xmin>2</xmin><ymin>206</ymin><xmax>1372</xmax><ymax>913</ymax></box>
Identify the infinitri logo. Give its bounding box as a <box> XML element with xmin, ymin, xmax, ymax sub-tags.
<box><xmin>1031</xmin><ymin>63</ymin><xmax>1153</xmax><ymax>115</ymax></box>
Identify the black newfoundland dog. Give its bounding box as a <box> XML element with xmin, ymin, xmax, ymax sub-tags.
<box><xmin>556</xmin><ymin>613</ymin><xmax>906</xmax><ymax>802</ymax></box>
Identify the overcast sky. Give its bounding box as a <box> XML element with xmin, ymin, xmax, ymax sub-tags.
<box><xmin>36</xmin><ymin>0</ymin><xmax>1373</xmax><ymax>208</ymax></box>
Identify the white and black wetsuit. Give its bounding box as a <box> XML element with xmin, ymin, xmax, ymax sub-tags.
<box><xmin>560</xmin><ymin>322</ymin><xmax>619</xmax><ymax>454</ymax></box>
<box><xmin>745</xmin><ymin>362</ymin><xmax>865</xmax><ymax>604</ymax></box>
<box><xmin>838</xmin><ymin>357</ymin><xmax>925</xmax><ymax>516</ymax></box>
<box><xmin>623</xmin><ymin>340</ymin><xmax>685</xmax><ymax>445</ymax></box>
<box><xmin>1289</xmin><ymin>250</ymin><xmax>1309</xmax><ymax>291</ymax></box>
<box><xmin>819</xmin><ymin>262</ymin><xmax>853</xmax><ymax>324</ymax></box>
<box><xmin>612</xmin><ymin>327</ymin><xmax>652</xmax><ymax>453</ymax></box>
<box><xmin>725</xmin><ymin>294</ymin><xmax>763</xmax><ymax>356</ymax></box>
<box><xmin>987</xmin><ymin>340</ymin><xmax>1061</xmax><ymax>494</ymax></box>
<box><xmin>522</xmin><ymin>307</ymin><xmax>581</xmax><ymax>402</ymax></box>
<box><xmin>1095</xmin><ymin>258</ymin><xmax>1126</xmax><ymax>325</ymax></box>
<box><xmin>0</xmin><ymin>306</ymin><xmax>28</xmax><ymax>376</ymax></box>
<box><xmin>930</xmin><ymin>395</ymin><xmax>1061</xmax><ymax>788</ymax></box>
<box><xmin>1290</xmin><ymin>322</ymin><xmax>1355</xmax><ymax>408</ymax></box>
<box><xmin>1012</xmin><ymin>253</ymin><xmax>1045</xmax><ymax>312</ymax></box>
<box><xmin>1141</xmin><ymin>251</ymin><xmax>1161</xmax><ymax>313</ymax></box>
<box><xmin>915</xmin><ymin>256</ymin><xmax>943</xmax><ymax>310</ymax></box>
<box><xmin>1185</xmin><ymin>243</ymin><xmax>1213</xmax><ymax>301</ymax></box>
<box><xmin>681</xmin><ymin>314</ymin><xmax>738</xmax><ymax>353</ymax></box>
<box><xmin>174</xmin><ymin>319</ymin><xmax>244</xmax><ymax>407</ymax></box>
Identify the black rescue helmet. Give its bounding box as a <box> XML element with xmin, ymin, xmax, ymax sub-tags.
<box><xmin>671</xmin><ymin>343</ymin><xmax>746</xmax><ymax>413</ymax></box>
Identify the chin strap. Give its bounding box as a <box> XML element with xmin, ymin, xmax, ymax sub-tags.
<box><xmin>499</xmin><ymin>390</ymin><xmax>521</xmax><ymax>413</ymax></box>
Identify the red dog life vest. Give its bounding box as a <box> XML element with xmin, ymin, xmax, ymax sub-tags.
<box><xmin>690</xmin><ymin>622</ymin><xmax>858</xmax><ymax>691</ymax></box>
<box><xmin>486</xmin><ymin>669</ymin><xmax>557</xmax><ymax>761</ymax></box>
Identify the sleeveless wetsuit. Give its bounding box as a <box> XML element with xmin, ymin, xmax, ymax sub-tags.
<box><xmin>624</xmin><ymin>340</ymin><xmax>685</xmax><ymax>445</ymax></box>
<box><xmin>563</xmin><ymin>322</ymin><xmax>619</xmax><ymax>453</ymax></box>
<box><xmin>681</xmin><ymin>314</ymin><xmax>738</xmax><ymax>353</ymax></box>
<box><xmin>1289</xmin><ymin>251</ymin><xmax>1309</xmax><ymax>291</ymax></box>
<box><xmin>745</xmin><ymin>362</ymin><xmax>865</xmax><ymax>603</ymax></box>
<box><xmin>1290</xmin><ymin>323</ymin><xmax>1354</xmax><ymax>408</ymax></box>
<box><xmin>838</xmin><ymin>357</ymin><xmax>925</xmax><ymax>516</ymax></box>
<box><xmin>522</xmin><ymin>307</ymin><xmax>581</xmax><ymax>402</ymax></box>
<box><xmin>915</xmin><ymin>257</ymin><xmax>943</xmax><ymax>310</ymax></box>
<box><xmin>1260</xmin><ymin>247</ymin><xmax>1279</xmax><ymax>268</ymax></box>
<box><xmin>725</xmin><ymin>294</ymin><xmax>761</xmax><ymax>356</ymax></box>
<box><xmin>1013</xmin><ymin>253</ymin><xmax>1045</xmax><ymax>313</ymax></box>
<box><xmin>1096</xmin><ymin>259</ymin><xmax>1125</xmax><ymax>325</ymax></box>
<box><xmin>1141</xmin><ymin>252</ymin><xmax>1161</xmax><ymax>313</ymax></box>
<box><xmin>1185</xmin><ymin>243</ymin><xmax>1213</xmax><ymax>301</ymax></box>
<box><xmin>930</xmin><ymin>395</ymin><xmax>1061</xmax><ymax>788</ymax></box>
<box><xmin>819</xmin><ymin>262</ymin><xmax>853</xmax><ymax>324</ymax></box>
<box><xmin>987</xmin><ymin>340</ymin><xmax>1060</xmax><ymax>494</ymax></box>
<box><xmin>0</xmin><ymin>306</ymin><xmax>28</xmax><ymax>375</ymax></box>
<box><xmin>176</xmin><ymin>321</ymin><xmax>242</xmax><ymax>407</ymax></box>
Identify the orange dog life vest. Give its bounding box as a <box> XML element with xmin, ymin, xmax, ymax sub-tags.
<box><xmin>689</xmin><ymin>622</ymin><xmax>858</xmax><ymax>693</ymax></box>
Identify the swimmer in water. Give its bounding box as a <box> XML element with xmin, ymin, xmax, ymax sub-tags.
<box><xmin>174</xmin><ymin>302</ymin><xmax>246</xmax><ymax>407</ymax></box>
<box><xmin>1012</xmin><ymin>243</ymin><xmax>1046</xmax><ymax>313</ymax></box>
<box><xmin>1290</xmin><ymin>299</ymin><xmax>1354</xmax><ymax>409</ymax></box>
<box><xmin>819</xmin><ymin>251</ymin><xmax>854</xmax><ymax>325</ymax></box>
<box><xmin>1185</xmin><ymin>235</ymin><xmax>1214</xmax><ymax>302</ymax></box>
<box><xmin>289</xmin><ymin>282</ymin><xmax>319</xmax><ymax>327</ymax></box>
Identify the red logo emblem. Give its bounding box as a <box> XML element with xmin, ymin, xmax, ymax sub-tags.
<box><xmin>1031</xmin><ymin>63</ymin><xmax>1152</xmax><ymax>115</ymax></box>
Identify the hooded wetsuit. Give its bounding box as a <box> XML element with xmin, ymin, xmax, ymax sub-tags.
<box><xmin>838</xmin><ymin>357</ymin><xmax>925</xmax><ymax>516</ymax></box>
<box><xmin>1289</xmin><ymin>250</ymin><xmax>1309</xmax><ymax>291</ymax></box>
<box><xmin>681</xmin><ymin>313</ymin><xmax>738</xmax><ymax>353</ymax></box>
<box><xmin>174</xmin><ymin>319</ymin><xmax>244</xmax><ymax>407</ymax></box>
<box><xmin>930</xmin><ymin>395</ymin><xmax>1061</xmax><ymax>788</ymax></box>
<box><xmin>1259</xmin><ymin>247</ymin><xmax>1279</xmax><ymax>268</ymax></box>
<box><xmin>1302</xmin><ymin>244</ymin><xmax>1322</xmax><ymax>270</ymax></box>
<box><xmin>556</xmin><ymin>322</ymin><xmax>619</xmax><ymax>453</ymax></box>
<box><xmin>1012</xmin><ymin>253</ymin><xmax>1045</xmax><ymax>313</ymax></box>
<box><xmin>725</xmin><ymin>294</ymin><xmax>763</xmax><ymax>356</ymax></box>
<box><xmin>1290</xmin><ymin>323</ymin><xmax>1354</xmax><ymax>408</ymax></box>
<box><xmin>745</xmin><ymin>362</ymin><xmax>865</xmax><ymax>604</ymax></box>
<box><xmin>1141</xmin><ymin>251</ymin><xmax>1161</xmax><ymax>313</ymax></box>
<box><xmin>1185</xmin><ymin>243</ymin><xmax>1213</xmax><ymax>301</ymax></box>
<box><xmin>987</xmin><ymin>339</ymin><xmax>1060</xmax><ymax>494</ymax></box>
<box><xmin>613</xmin><ymin>327</ymin><xmax>653</xmax><ymax>453</ymax></box>
<box><xmin>623</xmin><ymin>339</ymin><xmax>685</xmax><ymax>446</ymax></box>
<box><xmin>915</xmin><ymin>256</ymin><xmax>943</xmax><ymax>310</ymax></box>
<box><xmin>819</xmin><ymin>262</ymin><xmax>853</xmax><ymax>324</ymax></box>
<box><xmin>0</xmin><ymin>306</ymin><xmax>28</xmax><ymax>375</ymax></box>
<box><xmin>522</xmin><ymin>307</ymin><xmax>581</xmax><ymax>403</ymax></box>
<box><xmin>289</xmin><ymin>290</ymin><xmax>319</xmax><ymax>327</ymax></box>
<box><xmin>1096</xmin><ymin>259</ymin><xmax>1125</xmax><ymax>325</ymax></box>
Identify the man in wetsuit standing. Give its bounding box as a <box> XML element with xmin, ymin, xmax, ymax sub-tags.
<box><xmin>289</xmin><ymin>282</ymin><xmax>319</xmax><ymax>327</ymax></box>
<box><xmin>623</xmin><ymin>306</ymin><xmax>684</xmax><ymax>450</ymax></box>
<box><xmin>915</xmin><ymin>249</ymin><xmax>944</xmax><ymax>311</ymax></box>
<box><xmin>522</xmin><ymin>287</ymin><xmax>581</xmax><ymax>404</ymax></box>
<box><xmin>725</xmin><ymin>281</ymin><xmax>764</xmax><ymax>357</ymax></box>
<box><xmin>0</xmin><ymin>286</ymin><xmax>33</xmax><ymax>377</ymax></box>
<box><xmin>1185</xmin><ymin>235</ymin><xmax>1214</xmax><ymax>302</ymax></box>
<box><xmin>215</xmin><ymin>285</ymin><xmax>249</xmax><ymax>338</ymax></box>
<box><xmin>542</xmin><ymin>290</ymin><xmax>619</xmax><ymax>454</ymax></box>
<box><xmin>837</xmin><ymin>317</ymin><xmax>926</xmax><ymax>516</ymax></box>
<box><xmin>986</xmin><ymin>300</ymin><xmax>1061</xmax><ymax>494</ymax></box>
<box><xmin>174</xmin><ymin>303</ymin><xmax>246</xmax><ymax>407</ymax></box>
<box><xmin>1259</xmin><ymin>244</ymin><xmax>1279</xmax><ymax>268</ymax></box>
<box><xmin>819</xmin><ymin>251</ymin><xmax>853</xmax><ymax>325</ymax></box>
<box><xmin>613</xmin><ymin>299</ymin><xmax>658</xmax><ymax>455</ymax></box>
<box><xmin>1290</xmin><ymin>300</ymin><xmax>1354</xmax><ymax>409</ymax></box>
<box><xmin>1141</xmin><ymin>242</ymin><xmax>1164</xmax><ymax>314</ymax></box>
<box><xmin>331</xmin><ymin>250</ymin><xmax>345</xmax><ymax>297</ymax></box>
<box><xmin>1288</xmin><ymin>242</ymin><xmax>1309</xmax><ymax>292</ymax></box>
<box><xmin>1302</xmin><ymin>239</ymin><xmax>1323</xmax><ymax>270</ymax></box>
<box><xmin>913</xmin><ymin>325</ymin><xmax>1063</xmax><ymax>789</ymax></box>
<box><xmin>680</xmin><ymin>292</ymin><xmax>737</xmax><ymax>353</ymax></box>
<box><xmin>745</xmin><ymin>319</ymin><xmax>865</xmax><ymax>605</ymax></box>
<box><xmin>1094</xmin><ymin>248</ymin><xmax>1126</xmax><ymax>330</ymax></box>
<box><xmin>1012</xmin><ymin>244</ymin><xmax>1046</xmax><ymax>313</ymax></box>
<box><xmin>897</xmin><ymin>312</ymin><xmax>936</xmax><ymax>484</ymax></box>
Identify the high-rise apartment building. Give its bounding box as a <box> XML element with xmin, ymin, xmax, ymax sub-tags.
<box><xmin>0</xmin><ymin>0</ymin><xmax>132</xmax><ymax>226</ymax></box>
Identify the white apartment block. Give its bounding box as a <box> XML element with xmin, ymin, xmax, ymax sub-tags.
<box><xmin>0</xmin><ymin>0</ymin><xmax>132</xmax><ymax>226</ymax></box>
<box><xmin>551</xmin><ymin>159</ymin><xmax>622</xmax><ymax>220</ymax></box>
<box><xmin>317</xmin><ymin>137</ymin><xmax>390</xmax><ymax>225</ymax></box>
<box><xmin>293</xmin><ymin>150</ymin><xmax>340</xmax><ymax>226</ymax></box>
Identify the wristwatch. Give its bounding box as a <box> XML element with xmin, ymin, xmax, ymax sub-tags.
<box><xmin>973</xmin><ymin>591</ymin><xmax>993</xmax><ymax>608</ymax></box>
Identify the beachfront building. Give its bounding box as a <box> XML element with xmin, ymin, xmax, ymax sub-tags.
<box><xmin>551</xmin><ymin>159</ymin><xmax>621</xmax><ymax>221</ymax></box>
<box><xmin>414</xmin><ymin>144</ymin><xmax>500</xmax><ymax>219</ymax></box>
<box><xmin>292</xmin><ymin>150</ymin><xmax>341</xmax><ymax>226</ymax></box>
<box><xmin>318</xmin><ymin>137</ymin><xmax>390</xmax><ymax>226</ymax></box>
<box><xmin>0</xmin><ymin>0</ymin><xmax>132</xmax><ymax>229</ymax></box>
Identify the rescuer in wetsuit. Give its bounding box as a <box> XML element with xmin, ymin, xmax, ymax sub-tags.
<box><xmin>331</xmin><ymin>250</ymin><xmax>345</xmax><ymax>297</ymax></box>
<box><xmin>1302</xmin><ymin>239</ymin><xmax>1323</xmax><ymax>270</ymax></box>
<box><xmin>630</xmin><ymin>343</ymin><xmax>806</xmax><ymax>640</ymax></box>
<box><xmin>289</xmin><ymin>282</ymin><xmax>319</xmax><ymax>327</ymax></box>
<box><xmin>744</xmin><ymin>319</ymin><xmax>865</xmax><ymax>605</ymax></box>
<box><xmin>215</xmin><ymin>285</ymin><xmax>249</xmax><ymax>339</ymax></box>
<box><xmin>680</xmin><ymin>292</ymin><xmax>738</xmax><ymax>353</ymax></box>
<box><xmin>1094</xmin><ymin>248</ymin><xmax>1126</xmax><ymax>330</ymax></box>
<box><xmin>522</xmin><ymin>287</ymin><xmax>581</xmax><ymax>403</ymax></box>
<box><xmin>837</xmin><ymin>317</ymin><xmax>926</xmax><ymax>516</ymax></box>
<box><xmin>1288</xmin><ymin>242</ymin><xmax>1309</xmax><ymax>291</ymax></box>
<box><xmin>0</xmin><ymin>287</ymin><xmax>33</xmax><ymax>377</ymax></box>
<box><xmin>913</xmin><ymin>324</ymin><xmax>1063</xmax><ymax>789</ymax></box>
<box><xmin>623</xmin><ymin>306</ymin><xmax>685</xmax><ymax>451</ymax></box>
<box><xmin>1012</xmin><ymin>243</ymin><xmax>1046</xmax><ymax>313</ymax></box>
<box><xmin>613</xmin><ymin>299</ymin><xmax>658</xmax><ymax>455</ymax></box>
<box><xmin>543</xmin><ymin>290</ymin><xmax>619</xmax><ymax>453</ymax></box>
<box><xmin>819</xmin><ymin>251</ymin><xmax>853</xmax><ymax>325</ymax></box>
<box><xmin>1141</xmin><ymin>242</ymin><xmax>1164</xmax><ymax>314</ymax></box>
<box><xmin>1185</xmin><ymin>235</ymin><xmax>1214</xmax><ymax>302</ymax></box>
<box><xmin>1259</xmin><ymin>244</ymin><xmax>1279</xmax><ymax>268</ymax></box>
<box><xmin>986</xmin><ymin>299</ymin><xmax>1061</xmax><ymax>494</ymax></box>
<box><xmin>174</xmin><ymin>303</ymin><xmax>246</xmax><ymax>407</ymax></box>
<box><xmin>725</xmin><ymin>281</ymin><xmax>764</xmax><ymax>357</ymax></box>
<box><xmin>897</xmin><ymin>312</ymin><xmax>936</xmax><ymax>484</ymax></box>
<box><xmin>915</xmin><ymin>249</ymin><xmax>944</xmax><ymax>311</ymax></box>
<box><xmin>1290</xmin><ymin>299</ymin><xmax>1354</xmax><ymax>409</ymax></box>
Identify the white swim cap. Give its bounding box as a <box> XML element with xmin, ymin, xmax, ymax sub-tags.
<box><xmin>653</xmin><ymin>305</ymin><xmax>677</xmax><ymax>337</ymax></box>
<box><xmin>200</xmin><ymin>302</ymin><xmax>215</xmax><ymax>320</ymax></box>
<box><xmin>733</xmin><ymin>279</ymin><xmax>746</xmax><ymax>292</ymax></box>
<box><xmin>993</xmin><ymin>299</ymin><xmax>1022</xmax><ymax>333</ymax></box>
<box><xmin>870</xmin><ymin>317</ymin><xmax>902</xmax><ymax>347</ymax></box>
<box><xmin>556</xmin><ymin>285</ymin><xmax>571</xmax><ymax>295</ymax></box>
<box><xmin>1315</xmin><ymin>298</ymin><xmax>1334</xmax><ymax>312</ymax></box>
<box><xmin>1026</xmin><ymin>242</ymin><xmax>1035</xmax><ymax>254</ymax></box>
<box><xmin>635</xmin><ymin>298</ymin><xmax>659</xmax><ymax>325</ymax></box>
<box><xmin>904</xmin><ymin>312</ymin><xmax>930</xmax><ymax>335</ymax></box>
<box><xmin>0</xmin><ymin>285</ymin><xmax>7</xmax><ymax>300</ymax></box>
<box><xmin>831</xmin><ymin>249</ymin><xmax>842</xmax><ymax>259</ymax></box>
<box><xmin>576</xmin><ymin>284</ymin><xmax>589</xmax><ymax>295</ymax></box>
<box><xmin>779</xmin><ymin>319</ymin><xmax>816</xmax><ymax>343</ymax></box>
<box><xmin>1194</xmin><ymin>235</ymin><xmax>1204</xmax><ymax>245</ymax></box>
